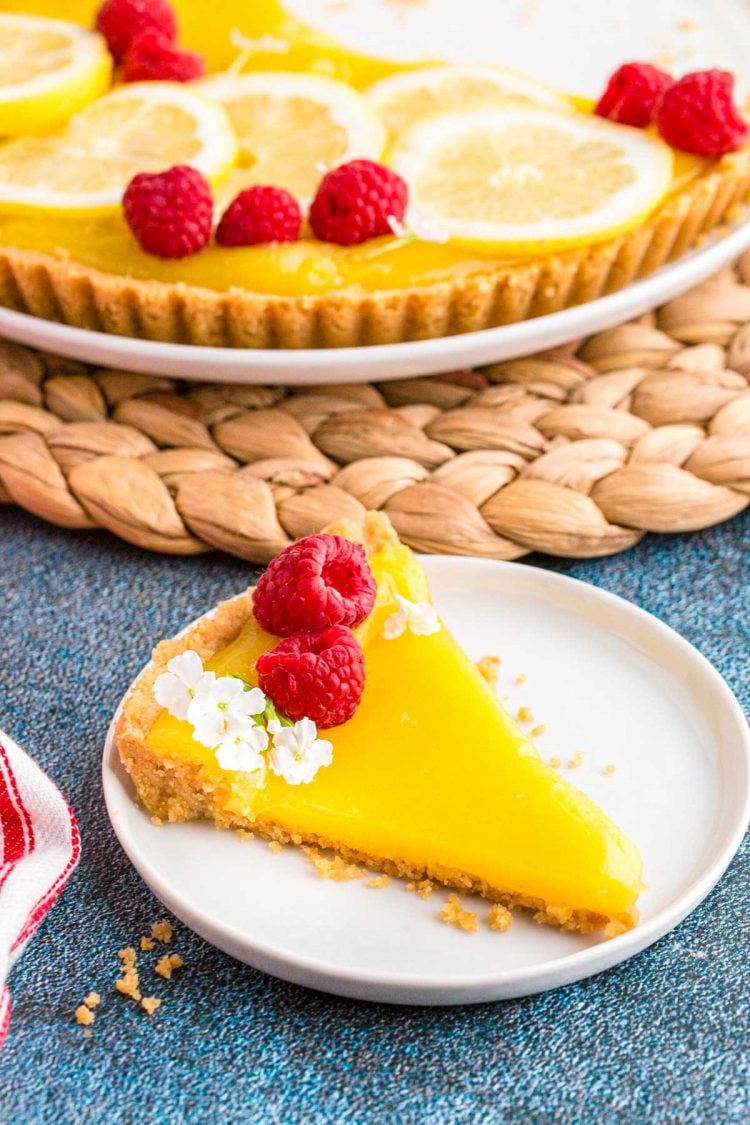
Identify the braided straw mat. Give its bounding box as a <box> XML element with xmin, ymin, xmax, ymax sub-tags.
<box><xmin>1</xmin><ymin>260</ymin><xmax>750</xmax><ymax>562</ymax></box>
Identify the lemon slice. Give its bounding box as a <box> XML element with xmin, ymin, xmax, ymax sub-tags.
<box><xmin>0</xmin><ymin>14</ymin><xmax>112</xmax><ymax>135</ymax></box>
<box><xmin>0</xmin><ymin>82</ymin><xmax>237</xmax><ymax>215</ymax></box>
<box><xmin>367</xmin><ymin>64</ymin><xmax>571</xmax><ymax>138</ymax></box>
<box><xmin>197</xmin><ymin>71</ymin><xmax>387</xmax><ymax>206</ymax></box>
<box><xmin>389</xmin><ymin>107</ymin><xmax>674</xmax><ymax>253</ymax></box>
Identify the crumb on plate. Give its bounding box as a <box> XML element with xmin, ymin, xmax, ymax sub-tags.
<box><xmin>488</xmin><ymin>904</ymin><xmax>513</xmax><ymax>933</ymax></box>
<box><xmin>439</xmin><ymin>893</ymin><xmax>478</xmax><ymax>933</ymax></box>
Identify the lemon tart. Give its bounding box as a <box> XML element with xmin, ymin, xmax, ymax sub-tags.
<box><xmin>0</xmin><ymin>0</ymin><xmax>747</xmax><ymax>347</ymax></box>
<box><xmin>115</xmin><ymin>514</ymin><xmax>643</xmax><ymax>935</ymax></box>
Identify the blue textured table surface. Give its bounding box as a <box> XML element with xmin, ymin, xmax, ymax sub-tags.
<box><xmin>0</xmin><ymin>507</ymin><xmax>748</xmax><ymax>1124</ymax></box>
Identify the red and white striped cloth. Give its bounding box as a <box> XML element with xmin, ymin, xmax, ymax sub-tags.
<box><xmin>0</xmin><ymin>732</ymin><xmax>80</xmax><ymax>1048</ymax></box>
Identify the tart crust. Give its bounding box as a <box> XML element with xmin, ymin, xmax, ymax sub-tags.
<box><xmin>115</xmin><ymin>588</ymin><xmax>635</xmax><ymax>935</ymax></box>
<box><xmin>1</xmin><ymin>148</ymin><xmax>749</xmax><ymax>349</ymax></box>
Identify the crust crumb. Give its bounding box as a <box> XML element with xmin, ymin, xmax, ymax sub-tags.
<box><xmin>604</xmin><ymin>918</ymin><xmax>629</xmax><ymax>940</ymax></box>
<box><xmin>236</xmin><ymin>829</ymin><xmax>255</xmax><ymax>842</ymax></box>
<box><xmin>75</xmin><ymin>1004</ymin><xmax>95</xmax><ymax>1027</ymax></box>
<box><xmin>516</xmin><ymin>706</ymin><xmax>535</xmax><ymax>724</ymax></box>
<box><xmin>603</xmin><ymin>763</ymin><xmax>617</xmax><ymax>776</ymax></box>
<box><xmin>303</xmin><ymin>847</ymin><xmax>366</xmax><ymax>881</ymax></box>
<box><xmin>140</xmin><ymin>936</ymin><xmax>156</xmax><ymax>952</ymax></box>
<box><xmin>115</xmin><ymin>948</ymin><xmax>141</xmax><ymax>1002</ymax></box>
<box><xmin>439</xmin><ymin>893</ymin><xmax>478</xmax><ymax>933</ymax></box>
<box><xmin>513</xmin><ymin>673</ymin><xmax>527</xmax><ymax>686</ymax></box>
<box><xmin>488</xmin><ymin>904</ymin><xmax>513</xmax><ymax>933</ymax></box>
<box><xmin>84</xmin><ymin>991</ymin><xmax>100</xmax><ymax>1009</ymax></box>
<box><xmin>151</xmin><ymin>920</ymin><xmax>173</xmax><ymax>945</ymax></box>
<box><xmin>405</xmin><ymin>878</ymin><xmax>434</xmax><ymax>898</ymax></box>
<box><xmin>476</xmin><ymin>655</ymin><xmax>501</xmax><ymax>690</ymax></box>
<box><xmin>268</xmin><ymin>840</ymin><xmax>283</xmax><ymax>853</ymax></box>
<box><xmin>155</xmin><ymin>952</ymin><xmax>184</xmax><ymax>980</ymax></box>
<box><xmin>567</xmin><ymin>751</ymin><xmax>584</xmax><ymax>769</ymax></box>
<box><xmin>150</xmin><ymin>816</ymin><xmax>163</xmax><ymax>826</ymax></box>
<box><xmin>141</xmin><ymin>997</ymin><xmax>162</xmax><ymax>1016</ymax></box>
<box><xmin>367</xmin><ymin>875</ymin><xmax>390</xmax><ymax>889</ymax></box>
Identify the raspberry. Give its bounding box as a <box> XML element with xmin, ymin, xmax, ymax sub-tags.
<box><xmin>257</xmin><ymin>626</ymin><xmax>365</xmax><ymax>728</ymax></box>
<box><xmin>215</xmin><ymin>186</ymin><xmax>302</xmax><ymax>247</ymax></box>
<box><xmin>123</xmin><ymin>29</ymin><xmax>205</xmax><ymax>82</ymax></box>
<box><xmin>655</xmin><ymin>69</ymin><xmax>749</xmax><ymax>157</ymax></box>
<box><xmin>595</xmin><ymin>62</ymin><xmax>673</xmax><ymax>128</ymax></box>
<box><xmin>309</xmin><ymin>159</ymin><xmax>408</xmax><ymax>246</ymax></box>
<box><xmin>123</xmin><ymin>165</ymin><xmax>213</xmax><ymax>258</ymax></box>
<box><xmin>252</xmin><ymin>534</ymin><xmax>377</xmax><ymax>636</ymax></box>
<box><xmin>95</xmin><ymin>0</ymin><xmax>177</xmax><ymax>63</ymax></box>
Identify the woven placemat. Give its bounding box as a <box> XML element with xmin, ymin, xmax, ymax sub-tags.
<box><xmin>1</xmin><ymin>260</ymin><xmax>749</xmax><ymax>562</ymax></box>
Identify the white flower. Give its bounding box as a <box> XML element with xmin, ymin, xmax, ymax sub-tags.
<box><xmin>215</xmin><ymin>726</ymin><xmax>269</xmax><ymax>775</ymax></box>
<box><xmin>269</xmin><ymin>718</ymin><xmax>333</xmax><ymax>785</ymax></box>
<box><xmin>383</xmin><ymin>594</ymin><xmax>440</xmax><ymax>640</ymax></box>
<box><xmin>153</xmin><ymin>650</ymin><xmax>216</xmax><ymax>721</ymax></box>
<box><xmin>187</xmin><ymin>676</ymin><xmax>267</xmax><ymax>749</ymax></box>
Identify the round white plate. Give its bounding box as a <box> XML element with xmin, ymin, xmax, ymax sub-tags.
<box><xmin>6</xmin><ymin>220</ymin><xmax>750</xmax><ymax>385</ymax></box>
<box><xmin>102</xmin><ymin>558</ymin><xmax>750</xmax><ymax>1004</ymax></box>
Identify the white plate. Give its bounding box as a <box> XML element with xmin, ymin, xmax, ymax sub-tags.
<box><xmin>4</xmin><ymin>221</ymin><xmax>750</xmax><ymax>385</ymax></box>
<box><xmin>3</xmin><ymin>0</ymin><xmax>750</xmax><ymax>384</ymax></box>
<box><xmin>102</xmin><ymin>558</ymin><xmax>750</xmax><ymax>1005</ymax></box>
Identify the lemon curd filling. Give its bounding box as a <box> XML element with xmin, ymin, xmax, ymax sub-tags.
<box><xmin>0</xmin><ymin>0</ymin><xmax>715</xmax><ymax>299</ymax></box>
<box><xmin>142</xmin><ymin>524</ymin><xmax>643</xmax><ymax>925</ymax></box>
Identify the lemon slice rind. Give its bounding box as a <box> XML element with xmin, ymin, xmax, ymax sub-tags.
<box><xmin>197</xmin><ymin>70</ymin><xmax>387</xmax><ymax>205</ymax></box>
<box><xmin>390</xmin><ymin>107</ymin><xmax>674</xmax><ymax>253</ymax></box>
<box><xmin>366</xmin><ymin>64</ymin><xmax>572</xmax><ymax>138</ymax></box>
<box><xmin>0</xmin><ymin>14</ymin><xmax>112</xmax><ymax>135</ymax></box>
<box><xmin>0</xmin><ymin>82</ymin><xmax>237</xmax><ymax>214</ymax></box>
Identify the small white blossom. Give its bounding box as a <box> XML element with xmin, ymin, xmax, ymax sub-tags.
<box><xmin>187</xmin><ymin>676</ymin><xmax>267</xmax><ymax>749</ymax></box>
<box><xmin>153</xmin><ymin>650</ymin><xmax>216</xmax><ymax>721</ymax></box>
<box><xmin>269</xmin><ymin>718</ymin><xmax>333</xmax><ymax>785</ymax></box>
<box><xmin>215</xmin><ymin>727</ymin><xmax>269</xmax><ymax>774</ymax></box>
<box><xmin>383</xmin><ymin>594</ymin><xmax>440</xmax><ymax>640</ymax></box>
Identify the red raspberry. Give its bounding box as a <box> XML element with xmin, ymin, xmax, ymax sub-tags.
<box><xmin>595</xmin><ymin>62</ymin><xmax>673</xmax><ymax>128</ymax></box>
<box><xmin>655</xmin><ymin>69</ymin><xmax>749</xmax><ymax>156</ymax></box>
<box><xmin>252</xmin><ymin>534</ymin><xmax>377</xmax><ymax>636</ymax></box>
<box><xmin>215</xmin><ymin>186</ymin><xmax>302</xmax><ymax>247</ymax></box>
<box><xmin>123</xmin><ymin>29</ymin><xmax>205</xmax><ymax>82</ymax></box>
<box><xmin>257</xmin><ymin>626</ymin><xmax>365</xmax><ymax>728</ymax></box>
<box><xmin>309</xmin><ymin>159</ymin><xmax>408</xmax><ymax>246</ymax></box>
<box><xmin>95</xmin><ymin>0</ymin><xmax>177</xmax><ymax>63</ymax></box>
<box><xmin>123</xmin><ymin>165</ymin><xmax>213</xmax><ymax>258</ymax></box>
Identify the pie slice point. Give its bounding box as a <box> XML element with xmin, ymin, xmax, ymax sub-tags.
<box><xmin>115</xmin><ymin>513</ymin><xmax>643</xmax><ymax>935</ymax></box>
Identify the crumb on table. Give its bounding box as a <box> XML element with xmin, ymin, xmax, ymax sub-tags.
<box><xmin>140</xmin><ymin>936</ymin><xmax>156</xmax><ymax>952</ymax></box>
<box><xmin>150</xmin><ymin>920</ymin><xmax>173</xmax><ymax>945</ymax></box>
<box><xmin>476</xmin><ymin>655</ymin><xmax>501</xmax><ymax>691</ymax></box>
<box><xmin>155</xmin><ymin>952</ymin><xmax>184</xmax><ymax>980</ymax></box>
<box><xmin>115</xmin><ymin>947</ymin><xmax>141</xmax><ymax>1002</ymax></box>
<box><xmin>83</xmin><ymin>991</ymin><xmax>100</xmax><ymax>1009</ymax></box>
<box><xmin>74</xmin><ymin>1004</ymin><xmax>95</xmax><ymax>1027</ymax></box>
<box><xmin>439</xmin><ymin>893</ymin><xmax>478</xmax><ymax>933</ymax></box>
<box><xmin>488</xmin><ymin>904</ymin><xmax>513</xmax><ymax>933</ymax></box>
<box><xmin>141</xmin><ymin>996</ymin><xmax>161</xmax><ymax>1016</ymax></box>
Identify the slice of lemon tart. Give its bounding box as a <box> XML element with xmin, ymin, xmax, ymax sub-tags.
<box><xmin>115</xmin><ymin>513</ymin><xmax>643</xmax><ymax>935</ymax></box>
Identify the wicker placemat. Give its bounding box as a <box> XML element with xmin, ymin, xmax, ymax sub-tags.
<box><xmin>1</xmin><ymin>260</ymin><xmax>749</xmax><ymax>562</ymax></box>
